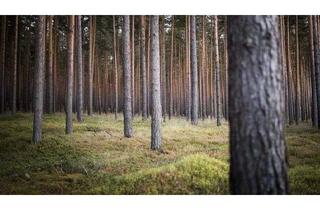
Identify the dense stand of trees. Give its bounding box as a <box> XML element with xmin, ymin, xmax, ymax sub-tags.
<box><xmin>1</xmin><ymin>15</ymin><xmax>320</xmax><ymax>194</ymax></box>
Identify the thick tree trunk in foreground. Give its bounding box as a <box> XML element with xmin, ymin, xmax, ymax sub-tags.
<box><xmin>150</xmin><ymin>15</ymin><xmax>162</xmax><ymax>150</ymax></box>
<box><xmin>66</xmin><ymin>16</ymin><xmax>75</xmax><ymax>134</ymax></box>
<box><xmin>140</xmin><ymin>16</ymin><xmax>147</xmax><ymax>120</ymax></box>
<box><xmin>123</xmin><ymin>16</ymin><xmax>133</xmax><ymax>138</ymax></box>
<box><xmin>76</xmin><ymin>15</ymin><xmax>83</xmax><ymax>122</ymax></box>
<box><xmin>190</xmin><ymin>16</ymin><xmax>199</xmax><ymax>125</ymax></box>
<box><xmin>228</xmin><ymin>16</ymin><xmax>288</xmax><ymax>194</ymax></box>
<box><xmin>32</xmin><ymin>16</ymin><xmax>46</xmax><ymax>144</ymax></box>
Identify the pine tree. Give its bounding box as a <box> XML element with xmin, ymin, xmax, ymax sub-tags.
<box><xmin>228</xmin><ymin>16</ymin><xmax>288</xmax><ymax>194</ymax></box>
<box><xmin>32</xmin><ymin>16</ymin><xmax>46</xmax><ymax>144</ymax></box>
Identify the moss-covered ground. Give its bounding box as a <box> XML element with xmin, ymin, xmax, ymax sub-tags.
<box><xmin>0</xmin><ymin>113</ymin><xmax>319</xmax><ymax>194</ymax></box>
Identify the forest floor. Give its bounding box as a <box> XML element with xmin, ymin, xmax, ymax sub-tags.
<box><xmin>0</xmin><ymin>113</ymin><xmax>319</xmax><ymax>194</ymax></box>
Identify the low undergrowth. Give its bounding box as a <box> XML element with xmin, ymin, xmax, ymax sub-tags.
<box><xmin>0</xmin><ymin>113</ymin><xmax>319</xmax><ymax>194</ymax></box>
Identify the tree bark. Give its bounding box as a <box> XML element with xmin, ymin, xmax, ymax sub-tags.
<box><xmin>88</xmin><ymin>16</ymin><xmax>94</xmax><ymax>116</ymax></box>
<box><xmin>12</xmin><ymin>16</ymin><xmax>18</xmax><ymax>115</ymax></box>
<box><xmin>140</xmin><ymin>16</ymin><xmax>147</xmax><ymax>120</ymax></box>
<box><xmin>312</xmin><ymin>15</ymin><xmax>320</xmax><ymax>129</ymax></box>
<box><xmin>150</xmin><ymin>16</ymin><xmax>162</xmax><ymax>150</ymax></box>
<box><xmin>0</xmin><ymin>16</ymin><xmax>6</xmax><ymax>113</ymax></box>
<box><xmin>76</xmin><ymin>15</ymin><xmax>83</xmax><ymax>122</ymax></box>
<box><xmin>228</xmin><ymin>16</ymin><xmax>288</xmax><ymax>194</ymax></box>
<box><xmin>214</xmin><ymin>16</ymin><xmax>221</xmax><ymax>126</ymax></box>
<box><xmin>190</xmin><ymin>16</ymin><xmax>199</xmax><ymax>125</ymax></box>
<box><xmin>47</xmin><ymin>16</ymin><xmax>54</xmax><ymax>113</ymax></box>
<box><xmin>113</xmin><ymin>16</ymin><xmax>119</xmax><ymax>120</ymax></box>
<box><xmin>66</xmin><ymin>16</ymin><xmax>75</xmax><ymax>134</ymax></box>
<box><xmin>309</xmin><ymin>16</ymin><xmax>318</xmax><ymax>127</ymax></box>
<box><xmin>32</xmin><ymin>16</ymin><xmax>46</xmax><ymax>144</ymax></box>
<box><xmin>123</xmin><ymin>15</ymin><xmax>133</xmax><ymax>138</ymax></box>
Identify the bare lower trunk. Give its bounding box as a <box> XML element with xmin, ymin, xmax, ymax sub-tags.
<box><xmin>123</xmin><ymin>16</ymin><xmax>133</xmax><ymax>138</ymax></box>
<box><xmin>190</xmin><ymin>16</ymin><xmax>199</xmax><ymax>125</ymax></box>
<box><xmin>150</xmin><ymin>16</ymin><xmax>162</xmax><ymax>150</ymax></box>
<box><xmin>76</xmin><ymin>15</ymin><xmax>83</xmax><ymax>122</ymax></box>
<box><xmin>140</xmin><ymin>16</ymin><xmax>147</xmax><ymax>120</ymax></box>
<box><xmin>228</xmin><ymin>16</ymin><xmax>288</xmax><ymax>194</ymax></box>
<box><xmin>66</xmin><ymin>16</ymin><xmax>75</xmax><ymax>134</ymax></box>
<box><xmin>32</xmin><ymin>16</ymin><xmax>46</xmax><ymax>144</ymax></box>
<box><xmin>12</xmin><ymin>16</ymin><xmax>18</xmax><ymax>115</ymax></box>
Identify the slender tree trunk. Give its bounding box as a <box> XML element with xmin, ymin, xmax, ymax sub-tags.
<box><xmin>0</xmin><ymin>16</ymin><xmax>6</xmax><ymax>113</ymax></box>
<box><xmin>76</xmin><ymin>15</ymin><xmax>83</xmax><ymax>122</ymax></box>
<box><xmin>313</xmin><ymin>15</ymin><xmax>320</xmax><ymax>129</ymax></box>
<box><xmin>295</xmin><ymin>16</ymin><xmax>301</xmax><ymax>124</ymax></box>
<box><xmin>131</xmin><ymin>16</ymin><xmax>135</xmax><ymax>117</ymax></box>
<box><xmin>66</xmin><ymin>16</ymin><xmax>75</xmax><ymax>134</ymax></box>
<box><xmin>47</xmin><ymin>16</ymin><xmax>54</xmax><ymax>113</ymax></box>
<box><xmin>214</xmin><ymin>16</ymin><xmax>221</xmax><ymax>126</ymax></box>
<box><xmin>12</xmin><ymin>16</ymin><xmax>18</xmax><ymax>115</ymax></box>
<box><xmin>150</xmin><ymin>16</ymin><xmax>162</xmax><ymax>150</ymax></box>
<box><xmin>88</xmin><ymin>16</ymin><xmax>93</xmax><ymax>116</ymax></box>
<box><xmin>113</xmin><ymin>16</ymin><xmax>119</xmax><ymax>120</ymax></box>
<box><xmin>286</xmin><ymin>16</ymin><xmax>294</xmax><ymax>124</ymax></box>
<box><xmin>309</xmin><ymin>16</ymin><xmax>318</xmax><ymax>127</ymax></box>
<box><xmin>228</xmin><ymin>16</ymin><xmax>288</xmax><ymax>194</ymax></box>
<box><xmin>32</xmin><ymin>16</ymin><xmax>46</xmax><ymax>144</ymax></box>
<box><xmin>123</xmin><ymin>15</ymin><xmax>133</xmax><ymax>138</ymax></box>
<box><xmin>140</xmin><ymin>16</ymin><xmax>147</xmax><ymax>120</ymax></box>
<box><xmin>169</xmin><ymin>16</ymin><xmax>174</xmax><ymax>120</ymax></box>
<box><xmin>190</xmin><ymin>16</ymin><xmax>199</xmax><ymax>125</ymax></box>
<box><xmin>160</xmin><ymin>16</ymin><xmax>166</xmax><ymax>122</ymax></box>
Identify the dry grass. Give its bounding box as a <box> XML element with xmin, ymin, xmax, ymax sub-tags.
<box><xmin>0</xmin><ymin>113</ymin><xmax>319</xmax><ymax>194</ymax></box>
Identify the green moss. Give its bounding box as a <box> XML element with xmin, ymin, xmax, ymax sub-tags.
<box><xmin>0</xmin><ymin>113</ymin><xmax>319</xmax><ymax>194</ymax></box>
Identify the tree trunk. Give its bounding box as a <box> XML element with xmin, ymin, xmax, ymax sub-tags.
<box><xmin>312</xmin><ymin>15</ymin><xmax>320</xmax><ymax>129</ymax></box>
<box><xmin>309</xmin><ymin>16</ymin><xmax>318</xmax><ymax>127</ymax></box>
<box><xmin>0</xmin><ymin>16</ymin><xmax>6</xmax><ymax>113</ymax></box>
<box><xmin>88</xmin><ymin>16</ymin><xmax>94</xmax><ymax>116</ymax></box>
<box><xmin>32</xmin><ymin>16</ymin><xmax>46</xmax><ymax>144</ymax></box>
<box><xmin>150</xmin><ymin>16</ymin><xmax>162</xmax><ymax>150</ymax></box>
<box><xmin>123</xmin><ymin>15</ymin><xmax>133</xmax><ymax>138</ymax></box>
<box><xmin>214</xmin><ymin>16</ymin><xmax>221</xmax><ymax>126</ymax></box>
<box><xmin>66</xmin><ymin>16</ymin><xmax>75</xmax><ymax>134</ymax></box>
<box><xmin>169</xmin><ymin>16</ymin><xmax>174</xmax><ymax>120</ymax></box>
<box><xmin>295</xmin><ymin>16</ymin><xmax>301</xmax><ymax>124</ymax></box>
<box><xmin>76</xmin><ymin>15</ymin><xmax>83</xmax><ymax>122</ymax></box>
<box><xmin>113</xmin><ymin>16</ymin><xmax>119</xmax><ymax>120</ymax></box>
<box><xmin>131</xmin><ymin>16</ymin><xmax>135</xmax><ymax>117</ymax></box>
<box><xmin>190</xmin><ymin>16</ymin><xmax>199</xmax><ymax>125</ymax></box>
<box><xmin>140</xmin><ymin>16</ymin><xmax>147</xmax><ymax>120</ymax></box>
<box><xmin>228</xmin><ymin>16</ymin><xmax>288</xmax><ymax>194</ymax></box>
<box><xmin>47</xmin><ymin>16</ymin><xmax>54</xmax><ymax>113</ymax></box>
<box><xmin>12</xmin><ymin>16</ymin><xmax>18</xmax><ymax>115</ymax></box>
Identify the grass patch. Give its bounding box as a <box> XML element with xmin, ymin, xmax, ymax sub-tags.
<box><xmin>0</xmin><ymin>113</ymin><xmax>319</xmax><ymax>194</ymax></box>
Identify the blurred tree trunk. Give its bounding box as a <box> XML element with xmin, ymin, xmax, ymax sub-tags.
<box><xmin>113</xmin><ymin>16</ymin><xmax>118</xmax><ymax>120</ymax></box>
<box><xmin>228</xmin><ymin>15</ymin><xmax>288</xmax><ymax>194</ymax></box>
